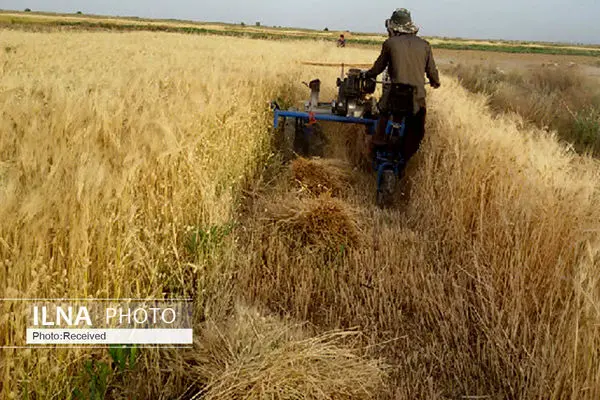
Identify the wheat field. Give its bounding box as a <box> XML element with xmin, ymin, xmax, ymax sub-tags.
<box><xmin>1</xmin><ymin>30</ymin><xmax>599</xmax><ymax>398</ymax></box>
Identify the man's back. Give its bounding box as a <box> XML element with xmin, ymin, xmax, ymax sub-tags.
<box><xmin>368</xmin><ymin>34</ymin><xmax>440</xmax><ymax>109</ymax></box>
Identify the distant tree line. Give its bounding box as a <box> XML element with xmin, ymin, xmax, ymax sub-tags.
<box><xmin>23</xmin><ymin>8</ymin><xmax>84</xmax><ymax>14</ymax></box>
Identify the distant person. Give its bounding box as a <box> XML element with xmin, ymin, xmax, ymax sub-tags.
<box><xmin>337</xmin><ymin>34</ymin><xmax>346</xmax><ymax>47</ymax></box>
<box><xmin>363</xmin><ymin>8</ymin><xmax>440</xmax><ymax>168</ymax></box>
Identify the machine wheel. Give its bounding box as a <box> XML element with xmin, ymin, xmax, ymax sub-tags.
<box><xmin>281</xmin><ymin>113</ymin><xmax>297</xmax><ymax>162</ymax></box>
<box><xmin>279</xmin><ymin>107</ymin><xmax>328</xmax><ymax>159</ymax></box>
<box><xmin>275</xmin><ymin>107</ymin><xmax>298</xmax><ymax>162</ymax></box>
<box><xmin>376</xmin><ymin>169</ymin><xmax>396</xmax><ymax>208</ymax></box>
<box><xmin>294</xmin><ymin>121</ymin><xmax>327</xmax><ymax>157</ymax></box>
<box><xmin>306</xmin><ymin>123</ymin><xmax>327</xmax><ymax>157</ymax></box>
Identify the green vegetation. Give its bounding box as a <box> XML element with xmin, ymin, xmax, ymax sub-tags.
<box><xmin>185</xmin><ymin>223</ymin><xmax>235</xmax><ymax>258</ymax></box>
<box><xmin>573</xmin><ymin>108</ymin><xmax>600</xmax><ymax>150</ymax></box>
<box><xmin>72</xmin><ymin>346</ymin><xmax>138</xmax><ymax>400</ymax></box>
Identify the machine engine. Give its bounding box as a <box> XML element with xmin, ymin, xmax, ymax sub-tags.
<box><xmin>332</xmin><ymin>68</ymin><xmax>377</xmax><ymax>118</ymax></box>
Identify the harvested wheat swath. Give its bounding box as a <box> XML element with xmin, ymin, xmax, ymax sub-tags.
<box><xmin>264</xmin><ymin>194</ymin><xmax>363</xmax><ymax>251</ymax></box>
<box><xmin>291</xmin><ymin>157</ymin><xmax>352</xmax><ymax>196</ymax></box>
<box><xmin>174</xmin><ymin>307</ymin><xmax>385</xmax><ymax>400</ymax></box>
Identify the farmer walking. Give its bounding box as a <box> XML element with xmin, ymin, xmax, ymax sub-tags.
<box><xmin>363</xmin><ymin>8</ymin><xmax>441</xmax><ymax>168</ymax></box>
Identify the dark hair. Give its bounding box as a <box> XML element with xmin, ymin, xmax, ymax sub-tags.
<box><xmin>340</xmin><ymin>34</ymin><xmax>345</xmax><ymax>38</ymax></box>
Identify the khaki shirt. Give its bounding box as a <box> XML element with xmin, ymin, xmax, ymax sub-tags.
<box><xmin>366</xmin><ymin>34</ymin><xmax>440</xmax><ymax>110</ymax></box>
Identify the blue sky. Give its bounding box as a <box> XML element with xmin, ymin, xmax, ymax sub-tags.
<box><xmin>2</xmin><ymin>0</ymin><xmax>599</xmax><ymax>44</ymax></box>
